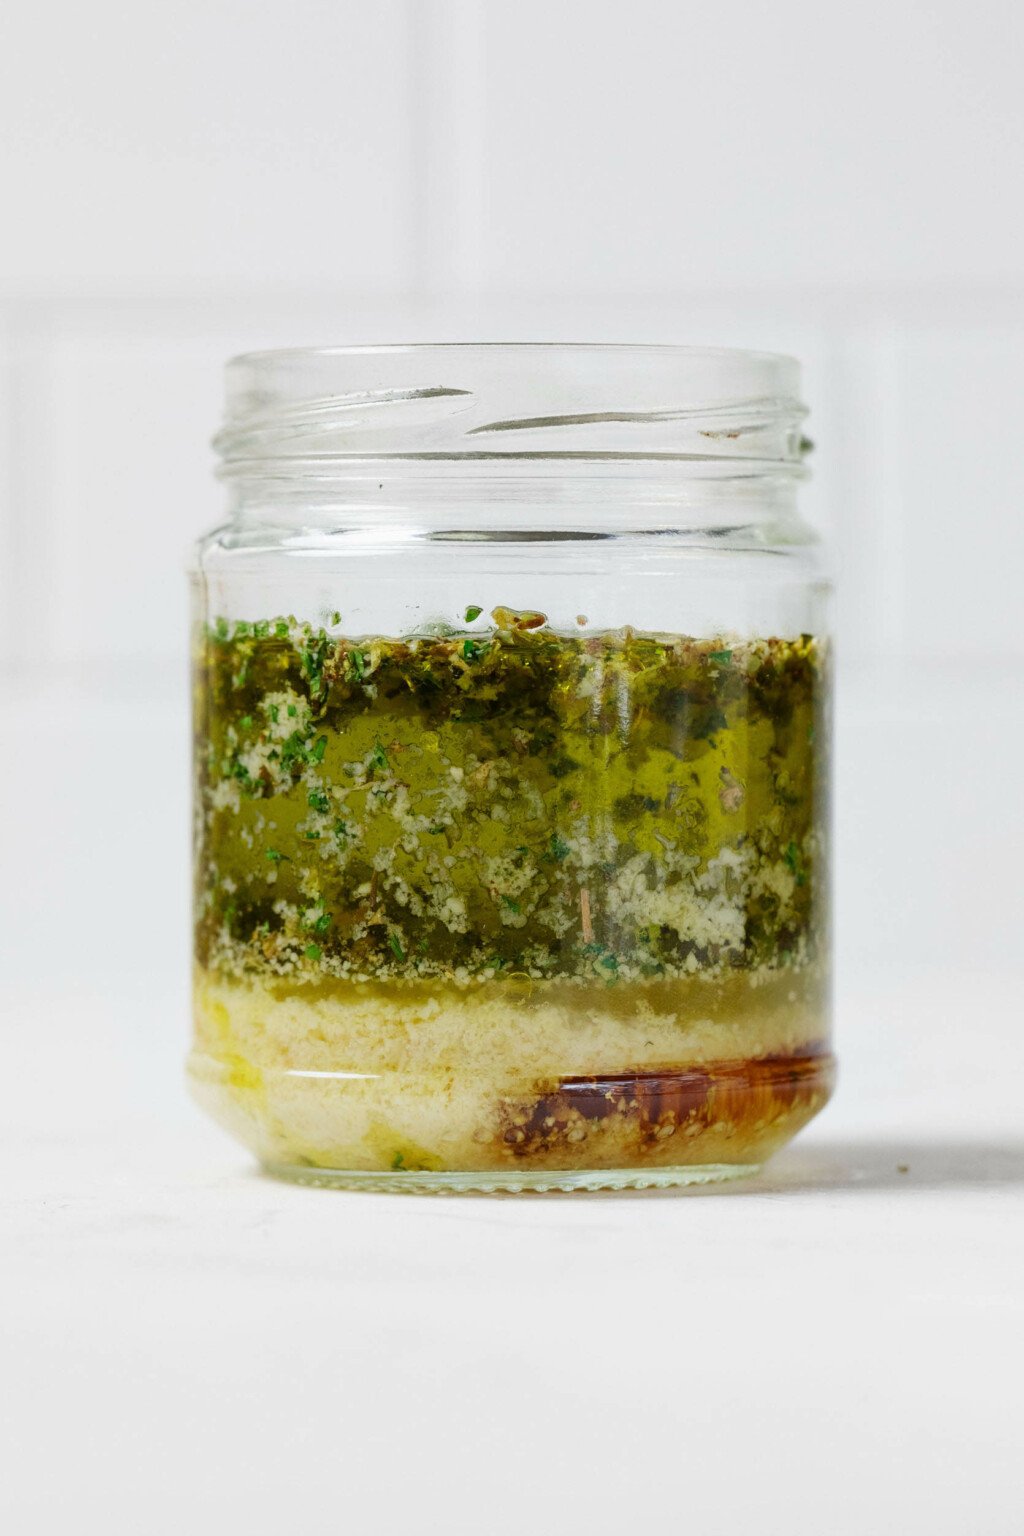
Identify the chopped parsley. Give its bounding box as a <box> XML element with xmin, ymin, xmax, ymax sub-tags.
<box><xmin>196</xmin><ymin>623</ymin><xmax>823</xmax><ymax>983</ymax></box>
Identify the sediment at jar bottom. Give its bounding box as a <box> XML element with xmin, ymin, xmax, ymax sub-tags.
<box><xmin>189</xmin><ymin>966</ymin><xmax>834</xmax><ymax>1174</ymax></box>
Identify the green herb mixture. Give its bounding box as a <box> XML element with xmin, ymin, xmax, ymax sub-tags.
<box><xmin>194</xmin><ymin>609</ymin><xmax>826</xmax><ymax>986</ymax></box>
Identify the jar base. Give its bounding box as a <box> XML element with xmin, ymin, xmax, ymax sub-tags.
<box><xmin>259</xmin><ymin>1161</ymin><xmax>762</xmax><ymax>1194</ymax></box>
<box><xmin>191</xmin><ymin>1035</ymin><xmax>834</xmax><ymax>1191</ymax></box>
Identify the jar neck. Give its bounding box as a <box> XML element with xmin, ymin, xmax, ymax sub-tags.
<box><xmin>223</xmin><ymin>458</ymin><xmax>804</xmax><ymax>538</ymax></box>
<box><xmin>215</xmin><ymin>344</ymin><xmax>811</xmax><ymax>539</ymax></box>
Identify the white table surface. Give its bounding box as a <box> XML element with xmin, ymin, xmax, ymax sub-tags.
<box><xmin>4</xmin><ymin>970</ymin><xmax>1023</xmax><ymax>1536</ymax></box>
<box><xmin>3</xmin><ymin>680</ymin><xmax>1023</xmax><ymax>1533</ymax></box>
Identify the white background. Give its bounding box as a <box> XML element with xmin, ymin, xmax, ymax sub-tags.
<box><xmin>2</xmin><ymin>3</ymin><xmax>1023</xmax><ymax>1531</ymax></box>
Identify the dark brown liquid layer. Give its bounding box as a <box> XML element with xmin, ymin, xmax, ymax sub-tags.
<box><xmin>498</xmin><ymin>1048</ymin><xmax>834</xmax><ymax>1160</ymax></box>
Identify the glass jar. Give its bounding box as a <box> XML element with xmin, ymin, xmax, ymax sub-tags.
<box><xmin>188</xmin><ymin>344</ymin><xmax>833</xmax><ymax>1192</ymax></box>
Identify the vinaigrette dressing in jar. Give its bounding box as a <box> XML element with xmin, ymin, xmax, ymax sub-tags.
<box><xmin>189</xmin><ymin>345</ymin><xmax>833</xmax><ymax>1191</ymax></box>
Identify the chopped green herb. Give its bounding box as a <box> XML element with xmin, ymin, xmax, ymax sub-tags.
<box><xmin>300</xmin><ymin>636</ymin><xmax>329</xmax><ymax>694</ymax></box>
<box><xmin>280</xmin><ymin>731</ymin><xmax>310</xmax><ymax>772</ymax></box>
<box><xmin>195</xmin><ymin>623</ymin><xmax>823</xmax><ymax>985</ymax></box>
<box><xmin>783</xmin><ymin>841</ymin><xmax>807</xmax><ymax>886</ymax></box>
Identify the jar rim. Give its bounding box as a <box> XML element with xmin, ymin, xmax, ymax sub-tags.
<box><xmin>216</xmin><ymin>343</ymin><xmax>808</xmax><ymax>478</ymax></box>
<box><xmin>227</xmin><ymin>340</ymin><xmax>800</xmax><ymax>365</ymax></box>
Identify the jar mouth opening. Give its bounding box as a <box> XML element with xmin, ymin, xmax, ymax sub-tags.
<box><xmin>226</xmin><ymin>340</ymin><xmax>801</xmax><ymax>366</ymax></box>
<box><xmin>216</xmin><ymin>343</ymin><xmax>808</xmax><ymax>478</ymax></box>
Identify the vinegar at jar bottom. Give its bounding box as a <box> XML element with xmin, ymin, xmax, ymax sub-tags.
<box><xmin>188</xmin><ymin>968</ymin><xmax>834</xmax><ymax>1192</ymax></box>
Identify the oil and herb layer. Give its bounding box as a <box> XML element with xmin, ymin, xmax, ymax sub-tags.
<box><xmin>190</xmin><ymin>608</ymin><xmax>832</xmax><ymax>1176</ymax></box>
